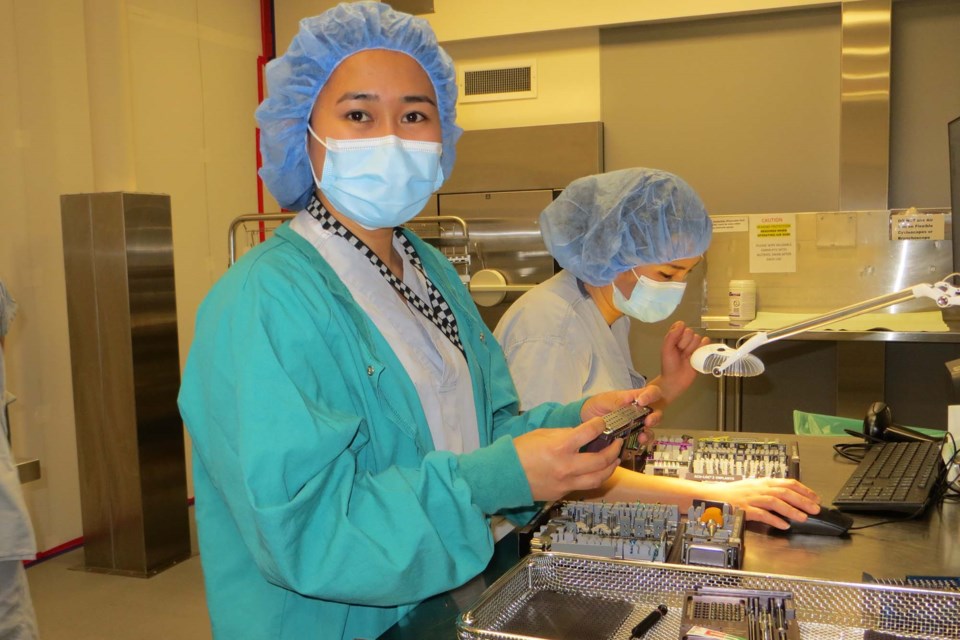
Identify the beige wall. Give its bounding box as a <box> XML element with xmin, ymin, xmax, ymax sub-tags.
<box><xmin>443</xmin><ymin>30</ymin><xmax>601</xmax><ymax>131</ymax></box>
<box><xmin>600</xmin><ymin>8</ymin><xmax>842</xmax><ymax>214</ymax></box>
<box><xmin>1</xmin><ymin>0</ymin><xmax>93</xmax><ymax>554</ymax></box>
<box><xmin>276</xmin><ymin>0</ymin><xmax>837</xmax><ymax>46</ymax></box>
<box><xmin>1</xmin><ymin>0</ymin><xmax>261</xmax><ymax>551</ymax></box>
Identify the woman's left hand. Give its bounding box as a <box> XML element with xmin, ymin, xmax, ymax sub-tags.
<box><xmin>580</xmin><ymin>385</ymin><xmax>662</xmax><ymax>445</ymax></box>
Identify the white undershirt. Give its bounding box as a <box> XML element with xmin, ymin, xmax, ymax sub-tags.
<box><xmin>290</xmin><ymin>211</ymin><xmax>480</xmax><ymax>455</ymax></box>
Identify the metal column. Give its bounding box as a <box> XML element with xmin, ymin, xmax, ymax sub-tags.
<box><xmin>60</xmin><ymin>192</ymin><xmax>190</xmax><ymax>577</ymax></box>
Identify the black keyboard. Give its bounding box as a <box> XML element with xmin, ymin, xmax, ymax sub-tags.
<box><xmin>833</xmin><ymin>441</ymin><xmax>944</xmax><ymax>514</ymax></box>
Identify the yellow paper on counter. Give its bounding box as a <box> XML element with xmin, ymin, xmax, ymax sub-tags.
<box><xmin>743</xmin><ymin>310</ymin><xmax>949</xmax><ymax>332</ymax></box>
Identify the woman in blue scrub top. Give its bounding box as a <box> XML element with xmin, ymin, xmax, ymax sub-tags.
<box><xmin>0</xmin><ymin>280</ymin><xmax>38</xmax><ymax>640</ymax></box>
<box><xmin>177</xmin><ymin>4</ymin><xmax>661</xmax><ymax>639</ymax></box>
<box><xmin>496</xmin><ymin>169</ymin><xmax>711</xmax><ymax>410</ymax></box>
<box><xmin>495</xmin><ymin>168</ymin><xmax>823</xmax><ymax>529</ymax></box>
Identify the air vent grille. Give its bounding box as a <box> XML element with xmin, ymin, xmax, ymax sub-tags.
<box><xmin>465</xmin><ymin>67</ymin><xmax>531</xmax><ymax>96</ymax></box>
<box><xmin>459</xmin><ymin>61</ymin><xmax>537</xmax><ymax>103</ymax></box>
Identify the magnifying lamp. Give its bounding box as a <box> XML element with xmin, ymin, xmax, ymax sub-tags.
<box><xmin>691</xmin><ymin>274</ymin><xmax>960</xmax><ymax>377</ymax></box>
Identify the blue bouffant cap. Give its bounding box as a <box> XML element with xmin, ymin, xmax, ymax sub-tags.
<box><xmin>255</xmin><ymin>1</ymin><xmax>462</xmax><ymax>210</ymax></box>
<box><xmin>540</xmin><ymin>168</ymin><xmax>712</xmax><ymax>286</ymax></box>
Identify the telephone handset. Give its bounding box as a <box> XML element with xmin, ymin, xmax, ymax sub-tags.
<box><xmin>863</xmin><ymin>401</ymin><xmax>940</xmax><ymax>443</ymax></box>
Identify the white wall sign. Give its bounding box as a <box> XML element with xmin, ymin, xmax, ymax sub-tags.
<box><xmin>749</xmin><ymin>213</ymin><xmax>797</xmax><ymax>273</ymax></box>
<box><xmin>891</xmin><ymin>210</ymin><xmax>946</xmax><ymax>241</ymax></box>
<box><xmin>711</xmin><ymin>215</ymin><xmax>749</xmax><ymax>233</ymax></box>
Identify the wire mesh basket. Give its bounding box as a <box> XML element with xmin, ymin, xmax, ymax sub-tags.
<box><xmin>456</xmin><ymin>552</ymin><xmax>960</xmax><ymax>640</ymax></box>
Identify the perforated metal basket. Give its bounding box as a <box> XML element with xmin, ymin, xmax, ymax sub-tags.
<box><xmin>456</xmin><ymin>552</ymin><xmax>960</xmax><ymax>640</ymax></box>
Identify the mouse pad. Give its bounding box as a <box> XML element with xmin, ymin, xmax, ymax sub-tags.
<box><xmin>496</xmin><ymin>590</ymin><xmax>633</xmax><ymax>640</ymax></box>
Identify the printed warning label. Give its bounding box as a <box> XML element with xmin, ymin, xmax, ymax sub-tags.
<box><xmin>711</xmin><ymin>215</ymin><xmax>748</xmax><ymax>233</ymax></box>
<box><xmin>749</xmin><ymin>214</ymin><xmax>797</xmax><ymax>273</ymax></box>
<box><xmin>891</xmin><ymin>211</ymin><xmax>945</xmax><ymax>241</ymax></box>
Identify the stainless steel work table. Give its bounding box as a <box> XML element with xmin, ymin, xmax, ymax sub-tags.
<box><xmin>379</xmin><ymin>431</ymin><xmax>959</xmax><ymax>639</ymax></box>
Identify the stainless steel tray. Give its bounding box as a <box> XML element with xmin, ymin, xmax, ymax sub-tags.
<box><xmin>457</xmin><ymin>552</ymin><xmax>960</xmax><ymax>640</ymax></box>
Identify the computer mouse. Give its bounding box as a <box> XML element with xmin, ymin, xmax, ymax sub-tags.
<box><xmin>786</xmin><ymin>507</ymin><xmax>853</xmax><ymax>536</ymax></box>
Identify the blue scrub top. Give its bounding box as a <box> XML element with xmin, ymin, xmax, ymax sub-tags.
<box><xmin>0</xmin><ymin>280</ymin><xmax>35</xmax><ymax>563</ymax></box>
<box><xmin>494</xmin><ymin>270</ymin><xmax>645</xmax><ymax>409</ymax></box>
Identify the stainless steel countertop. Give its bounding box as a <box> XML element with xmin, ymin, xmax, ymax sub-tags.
<box><xmin>738</xmin><ymin>432</ymin><xmax>959</xmax><ymax>583</ymax></box>
<box><xmin>380</xmin><ymin>431</ymin><xmax>959</xmax><ymax>639</ymax></box>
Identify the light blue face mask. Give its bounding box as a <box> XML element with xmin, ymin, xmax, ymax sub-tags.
<box><xmin>612</xmin><ymin>272</ymin><xmax>687</xmax><ymax>323</ymax></box>
<box><xmin>308</xmin><ymin>125</ymin><xmax>444</xmax><ymax>230</ymax></box>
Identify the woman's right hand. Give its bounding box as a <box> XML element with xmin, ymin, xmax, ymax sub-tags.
<box><xmin>513</xmin><ymin>418</ymin><xmax>623</xmax><ymax>501</ymax></box>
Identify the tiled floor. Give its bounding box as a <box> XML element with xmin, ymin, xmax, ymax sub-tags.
<box><xmin>25</xmin><ymin>509</ymin><xmax>211</xmax><ymax>639</ymax></box>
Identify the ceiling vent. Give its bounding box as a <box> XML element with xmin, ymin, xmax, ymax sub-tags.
<box><xmin>459</xmin><ymin>61</ymin><xmax>537</xmax><ymax>103</ymax></box>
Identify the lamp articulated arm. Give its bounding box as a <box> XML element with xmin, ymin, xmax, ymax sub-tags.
<box><xmin>691</xmin><ymin>274</ymin><xmax>960</xmax><ymax>378</ymax></box>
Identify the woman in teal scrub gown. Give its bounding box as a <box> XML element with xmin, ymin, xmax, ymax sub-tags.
<box><xmin>177</xmin><ymin>4</ymin><xmax>663</xmax><ymax>639</ymax></box>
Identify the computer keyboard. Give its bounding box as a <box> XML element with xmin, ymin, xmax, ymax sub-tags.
<box><xmin>833</xmin><ymin>441</ymin><xmax>944</xmax><ymax>514</ymax></box>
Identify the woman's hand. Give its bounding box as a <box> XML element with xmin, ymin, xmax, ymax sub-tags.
<box><xmin>656</xmin><ymin>321</ymin><xmax>710</xmax><ymax>403</ymax></box>
<box><xmin>706</xmin><ymin>478</ymin><xmax>822</xmax><ymax>530</ymax></box>
<box><xmin>513</xmin><ymin>418</ymin><xmax>623</xmax><ymax>501</ymax></box>
<box><xmin>580</xmin><ymin>385</ymin><xmax>662</xmax><ymax>423</ymax></box>
<box><xmin>579</xmin><ymin>385</ymin><xmax>662</xmax><ymax>450</ymax></box>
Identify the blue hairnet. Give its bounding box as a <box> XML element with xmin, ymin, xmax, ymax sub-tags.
<box><xmin>255</xmin><ymin>1</ymin><xmax>462</xmax><ymax>211</ymax></box>
<box><xmin>540</xmin><ymin>168</ymin><xmax>712</xmax><ymax>286</ymax></box>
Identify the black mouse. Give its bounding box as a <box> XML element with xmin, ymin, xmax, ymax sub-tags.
<box><xmin>786</xmin><ymin>507</ymin><xmax>853</xmax><ymax>536</ymax></box>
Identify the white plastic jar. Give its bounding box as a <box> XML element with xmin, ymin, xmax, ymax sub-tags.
<box><xmin>728</xmin><ymin>279</ymin><xmax>757</xmax><ymax>324</ymax></box>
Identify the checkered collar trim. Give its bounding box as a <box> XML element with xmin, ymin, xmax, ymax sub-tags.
<box><xmin>306</xmin><ymin>196</ymin><xmax>465</xmax><ymax>358</ymax></box>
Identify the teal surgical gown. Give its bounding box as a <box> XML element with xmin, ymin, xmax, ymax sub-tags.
<box><xmin>178</xmin><ymin>223</ymin><xmax>585</xmax><ymax>640</ymax></box>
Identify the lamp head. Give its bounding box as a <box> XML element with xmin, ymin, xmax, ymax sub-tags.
<box><xmin>690</xmin><ymin>343</ymin><xmax>766</xmax><ymax>377</ymax></box>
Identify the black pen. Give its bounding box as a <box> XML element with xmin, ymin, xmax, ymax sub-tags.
<box><xmin>630</xmin><ymin>604</ymin><xmax>668</xmax><ymax>639</ymax></box>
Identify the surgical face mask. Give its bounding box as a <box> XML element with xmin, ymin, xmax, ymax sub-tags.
<box><xmin>307</xmin><ymin>124</ymin><xmax>444</xmax><ymax>230</ymax></box>
<box><xmin>612</xmin><ymin>271</ymin><xmax>687</xmax><ymax>323</ymax></box>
